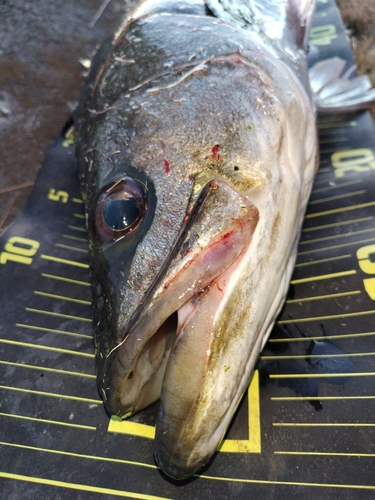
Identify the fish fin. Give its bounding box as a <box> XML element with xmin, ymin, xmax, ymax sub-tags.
<box><xmin>309</xmin><ymin>57</ymin><xmax>375</xmax><ymax>113</ymax></box>
<box><xmin>205</xmin><ymin>0</ymin><xmax>316</xmax><ymax>51</ymax></box>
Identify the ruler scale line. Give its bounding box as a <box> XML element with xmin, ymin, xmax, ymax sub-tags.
<box><xmin>309</xmin><ymin>190</ymin><xmax>365</xmax><ymax>205</ymax></box>
<box><xmin>286</xmin><ymin>290</ymin><xmax>361</xmax><ymax>303</ymax></box>
<box><xmin>16</xmin><ymin>323</ymin><xmax>92</xmax><ymax>339</ymax></box>
<box><xmin>0</xmin><ymin>338</ymin><xmax>94</xmax><ymax>358</ymax></box>
<box><xmin>302</xmin><ymin>217</ymin><xmax>372</xmax><ymax>232</ymax></box>
<box><xmin>0</xmin><ymin>385</ymin><xmax>102</xmax><ymax>404</ymax></box>
<box><xmin>55</xmin><ymin>244</ymin><xmax>88</xmax><ymax>254</ymax></box>
<box><xmin>311</xmin><ymin>179</ymin><xmax>362</xmax><ymax>195</ymax></box>
<box><xmin>0</xmin><ymin>360</ymin><xmax>95</xmax><ymax>378</ymax></box>
<box><xmin>268</xmin><ymin>331</ymin><xmax>375</xmax><ymax>343</ymax></box>
<box><xmin>41</xmin><ymin>255</ymin><xmax>89</xmax><ymax>269</ymax></box>
<box><xmin>278</xmin><ymin>309</ymin><xmax>375</xmax><ymax>324</ymax></box>
<box><xmin>0</xmin><ymin>412</ymin><xmax>96</xmax><ymax>430</ymax></box>
<box><xmin>300</xmin><ymin>227</ymin><xmax>375</xmax><ymax>246</ymax></box>
<box><xmin>62</xmin><ymin>234</ymin><xmax>87</xmax><ymax>243</ymax></box>
<box><xmin>33</xmin><ymin>291</ymin><xmax>91</xmax><ymax>306</ymax></box>
<box><xmin>25</xmin><ymin>307</ymin><xmax>91</xmax><ymax>323</ymax></box>
<box><xmin>297</xmin><ymin>237</ymin><xmax>375</xmax><ymax>256</ymax></box>
<box><xmin>290</xmin><ymin>269</ymin><xmax>356</xmax><ymax>285</ymax></box>
<box><xmin>41</xmin><ymin>273</ymin><xmax>90</xmax><ymax>286</ymax></box>
<box><xmin>294</xmin><ymin>254</ymin><xmax>352</xmax><ymax>268</ymax></box>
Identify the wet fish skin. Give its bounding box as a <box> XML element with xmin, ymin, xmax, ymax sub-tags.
<box><xmin>75</xmin><ymin>0</ymin><xmax>318</xmax><ymax>479</ymax></box>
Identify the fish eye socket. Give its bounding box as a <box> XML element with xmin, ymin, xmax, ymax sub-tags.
<box><xmin>95</xmin><ymin>177</ymin><xmax>147</xmax><ymax>242</ymax></box>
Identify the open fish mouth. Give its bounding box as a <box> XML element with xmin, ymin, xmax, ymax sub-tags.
<box><xmin>96</xmin><ymin>177</ymin><xmax>259</xmax><ymax>478</ymax></box>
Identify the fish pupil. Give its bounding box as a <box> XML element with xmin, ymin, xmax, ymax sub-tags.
<box><xmin>103</xmin><ymin>195</ymin><xmax>140</xmax><ymax>230</ymax></box>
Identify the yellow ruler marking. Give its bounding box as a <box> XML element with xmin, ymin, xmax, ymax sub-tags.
<box><xmin>0</xmin><ymin>385</ymin><xmax>101</xmax><ymax>404</ymax></box>
<box><xmin>306</xmin><ymin>200</ymin><xmax>375</xmax><ymax>219</ymax></box>
<box><xmin>73</xmin><ymin>213</ymin><xmax>85</xmax><ymax>219</ymax></box>
<box><xmin>68</xmin><ymin>225</ymin><xmax>87</xmax><ymax>233</ymax></box>
<box><xmin>62</xmin><ymin>234</ymin><xmax>87</xmax><ymax>243</ymax></box>
<box><xmin>312</xmin><ymin>179</ymin><xmax>363</xmax><ymax>194</ymax></box>
<box><xmin>298</xmin><ymin>237</ymin><xmax>375</xmax><ymax>256</ymax></box>
<box><xmin>16</xmin><ymin>323</ymin><xmax>92</xmax><ymax>339</ymax></box>
<box><xmin>0</xmin><ymin>360</ymin><xmax>95</xmax><ymax>378</ymax></box>
<box><xmin>320</xmin><ymin>147</ymin><xmax>350</xmax><ymax>154</ymax></box>
<box><xmin>55</xmin><ymin>243</ymin><xmax>88</xmax><ymax>254</ymax></box>
<box><xmin>319</xmin><ymin>137</ymin><xmax>348</xmax><ymax>144</ymax></box>
<box><xmin>299</xmin><ymin>227</ymin><xmax>375</xmax><ymax>246</ymax></box>
<box><xmin>295</xmin><ymin>254</ymin><xmax>352</xmax><ymax>268</ymax></box>
<box><xmin>270</xmin><ymin>372</ymin><xmax>375</xmax><ymax>379</ymax></box>
<box><xmin>278</xmin><ymin>309</ymin><xmax>375</xmax><ymax>324</ymax></box>
<box><xmin>286</xmin><ymin>290</ymin><xmax>360</xmax><ymax>303</ymax></box>
<box><xmin>311</xmin><ymin>179</ymin><xmax>362</xmax><ymax>195</ymax></box>
<box><xmin>0</xmin><ymin>412</ymin><xmax>96</xmax><ymax>430</ymax></box>
<box><xmin>272</xmin><ymin>395</ymin><xmax>375</xmax><ymax>401</ymax></box>
<box><xmin>309</xmin><ymin>190</ymin><xmax>365</xmax><ymax>205</ymax></box>
<box><xmin>219</xmin><ymin>370</ymin><xmax>261</xmax><ymax>453</ymax></box>
<box><xmin>273</xmin><ymin>423</ymin><xmax>375</xmax><ymax>427</ymax></box>
<box><xmin>108</xmin><ymin>419</ymin><xmax>155</xmax><ymax>439</ymax></box>
<box><xmin>303</xmin><ymin>217</ymin><xmax>372</xmax><ymax>232</ymax></box>
<box><xmin>290</xmin><ymin>269</ymin><xmax>356</xmax><ymax>285</ymax></box>
<box><xmin>0</xmin><ymin>338</ymin><xmax>94</xmax><ymax>358</ymax></box>
<box><xmin>0</xmin><ymin>472</ymin><xmax>170</xmax><ymax>500</ymax></box>
<box><xmin>34</xmin><ymin>291</ymin><xmax>91</xmax><ymax>306</ymax></box>
<box><xmin>0</xmin><ymin>441</ymin><xmax>155</xmax><ymax>469</ymax></box>
<box><xmin>1</xmin><ymin>443</ymin><xmax>374</xmax><ymax>492</ymax></box>
<box><xmin>72</xmin><ymin>198</ymin><xmax>84</xmax><ymax>204</ymax></box>
<box><xmin>41</xmin><ymin>273</ymin><xmax>90</xmax><ymax>286</ymax></box>
<box><xmin>274</xmin><ymin>451</ymin><xmax>375</xmax><ymax>458</ymax></box>
<box><xmin>317</xmin><ymin>120</ymin><xmax>357</xmax><ymax>129</ymax></box>
<box><xmin>263</xmin><ymin>351</ymin><xmax>375</xmax><ymax>361</ymax></box>
<box><xmin>41</xmin><ymin>255</ymin><xmax>89</xmax><ymax>269</ymax></box>
<box><xmin>109</xmin><ymin>371</ymin><xmax>262</xmax><ymax>454</ymax></box>
<box><xmin>269</xmin><ymin>330</ymin><xmax>375</xmax><ymax>343</ymax></box>
<box><xmin>198</xmin><ymin>472</ymin><xmax>375</xmax><ymax>491</ymax></box>
<box><xmin>26</xmin><ymin>307</ymin><xmax>91</xmax><ymax>323</ymax></box>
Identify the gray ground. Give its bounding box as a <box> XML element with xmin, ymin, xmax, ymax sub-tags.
<box><xmin>0</xmin><ymin>0</ymin><xmax>136</xmax><ymax>232</ymax></box>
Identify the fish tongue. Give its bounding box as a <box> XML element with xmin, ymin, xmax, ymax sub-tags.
<box><xmin>154</xmin><ymin>251</ymin><xmax>245</xmax><ymax>480</ymax></box>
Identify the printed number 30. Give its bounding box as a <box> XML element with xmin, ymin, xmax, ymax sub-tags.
<box><xmin>0</xmin><ymin>236</ymin><xmax>40</xmax><ymax>265</ymax></box>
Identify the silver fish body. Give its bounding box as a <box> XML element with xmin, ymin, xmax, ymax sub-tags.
<box><xmin>75</xmin><ymin>0</ymin><xmax>318</xmax><ymax>479</ymax></box>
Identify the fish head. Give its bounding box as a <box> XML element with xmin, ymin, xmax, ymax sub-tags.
<box><xmin>76</xmin><ymin>13</ymin><xmax>316</xmax><ymax>480</ymax></box>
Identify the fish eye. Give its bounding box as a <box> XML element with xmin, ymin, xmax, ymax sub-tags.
<box><xmin>95</xmin><ymin>177</ymin><xmax>147</xmax><ymax>242</ymax></box>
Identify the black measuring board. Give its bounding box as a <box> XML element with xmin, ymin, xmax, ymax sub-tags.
<box><xmin>1</xmin><ymin>1</ymin><xmax>375</xmax><ymax>498</ymax></box>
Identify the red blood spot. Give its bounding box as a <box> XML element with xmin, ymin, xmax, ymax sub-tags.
<box><xmin>188</xmin><ymin>175</ymin><xmax>194</xmax><ymax>182</ymax></box>
<box><xmin>216</xmin><ymin>282</ymin><xmax>223</xmax><ymax>292</ymax></box>
<box><xmin>211</xmin><ymin>144</ymin><xmax>221</xmax><ymax>161</ymax></box>
<box><xmin>164</xmin><ymin>159</ymin><xmax>170</xmax><ymax>173</ymax></box>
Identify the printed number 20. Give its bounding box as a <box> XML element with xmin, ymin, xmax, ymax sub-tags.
<box><xmin>0</xmin><ymin>236</ymin><xmax>40</xmax><ymax>265</ymax></box>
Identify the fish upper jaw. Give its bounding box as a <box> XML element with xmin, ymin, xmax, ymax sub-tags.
<box><xmin>100</xmin><ymin>178</ymin><xmax>259</xmax><ymax>419</ymax></box>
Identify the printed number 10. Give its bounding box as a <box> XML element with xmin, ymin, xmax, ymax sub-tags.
<box><xmin>0</xmin><ymin>236</ymin><xmax>40</xmax><ymax>265</ymax></box>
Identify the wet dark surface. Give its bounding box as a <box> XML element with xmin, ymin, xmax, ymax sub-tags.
<box><xmin>0</xmin><ymin>0</ymin><xmax>135</xmax><ymax>232</ymax></box>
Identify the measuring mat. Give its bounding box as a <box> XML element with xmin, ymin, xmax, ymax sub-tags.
<box><xmin>1</xmin><ymin>1</ymin><xmax>375</xmax><ymax>498</ymax></box>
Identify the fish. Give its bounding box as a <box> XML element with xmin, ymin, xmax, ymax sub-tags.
<box><xmin>74</xmin><ymin>0</ymin><xmax>375</xmax><ymax>480</ymax></box>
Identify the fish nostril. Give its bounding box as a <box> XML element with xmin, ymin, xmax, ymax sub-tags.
<box><xmin>97</xmin><ymin>296</ymin><xmax>105</xmax><ymax>310</ymax></box>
